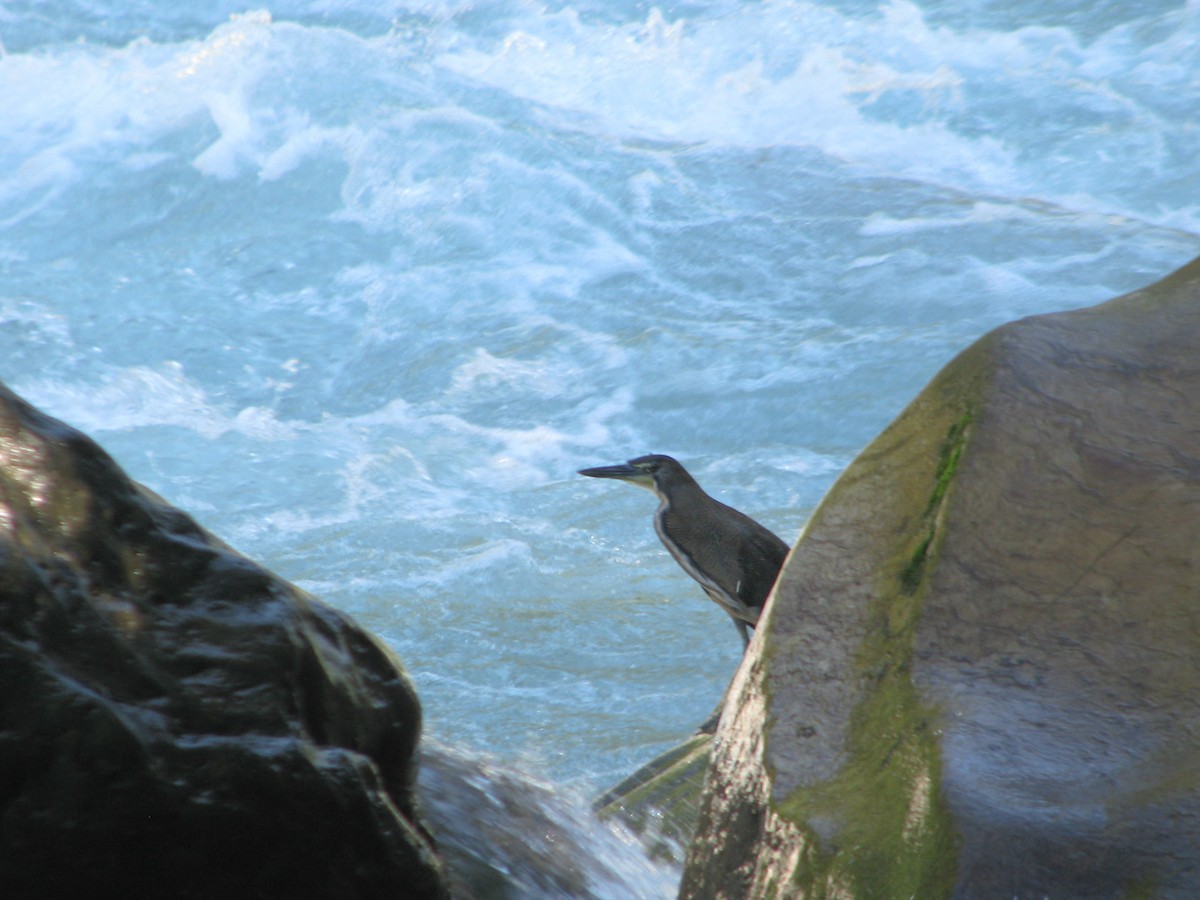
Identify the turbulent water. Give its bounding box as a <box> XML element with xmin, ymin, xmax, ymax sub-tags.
<box><xmin>2</xmin><ymin>0</ymin><xmax>1198</xmax><ymax>889</ymax></box>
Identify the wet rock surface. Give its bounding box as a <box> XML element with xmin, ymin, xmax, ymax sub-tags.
<box><xmin>681</xmin><ymin>257</ymin><xmax>1200</xmax><ymax>898</ymax></box>
<box><xmin>0</xmin><ymin>384</ymin><xmax>447</xmax><ymax>898</ymax></box>
<box><xmin>594</xmin><ymin>730</ymin><xmax>711</xmax><ymax>860</ymax></box>
<box><xmin>419</xmin><ymin>743</ymin><xmax>678</xmax><ymax>899</ymax></box>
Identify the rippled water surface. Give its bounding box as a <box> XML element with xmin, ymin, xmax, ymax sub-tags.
<box><xmin>2</xmin><ymin>0</ymin><xmax>1197</xmax><ymax>796</ymax></box>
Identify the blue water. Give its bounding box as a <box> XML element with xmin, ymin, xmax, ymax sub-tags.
<box><xmin>2</xmin><ymin>0</ymin><xmax>1197</xmax><ymax>802</ymax></box>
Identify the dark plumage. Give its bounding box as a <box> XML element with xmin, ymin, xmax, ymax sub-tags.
<box><xmin>578</xmin><ymin>454</ymin><xmax>789</xmax><ymax>646</ymax></box>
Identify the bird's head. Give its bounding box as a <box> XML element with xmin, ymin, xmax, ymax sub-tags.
<box><xmin>577</xmin><ymin>454</ymin><xmax>691</xmax><ymax>496</ymax></box>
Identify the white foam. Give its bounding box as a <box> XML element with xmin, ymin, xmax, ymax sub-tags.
<box><xmin>193</xmin><ymin>89</ymin><xmax>260</xmax><ymax>180</ymax></box>
<box><xmin>4</xmin><ymin>2</ymin><xmax>1190</xmax><ymax>235</ymax></box>
<box><xmin>449</xmin><ymin>348</ymin><xmax>557</xmax><ymax>396</ymax></box>
<box><xmin>16</xmin><ymin>362</ymin><xmax>297</xmax><ymax>441</ymax></box>
<box><xmin>259</xmin><ymin>121</ymin><xmax>362</xmax><ymax>181</ymax></box>
<box><xmin>859</xmin><ymin>201</ymin><xmax>1048</xmax><ymax>236</ymax></box>
<box><xmin>435</xmin><ymin>2</ymin><xmax>1017</xmax><ymax>190</ymax></box>
<box><xmin>0</xmin><ymin>10</ymin><xmax>370</xmax><ymax>200</ymax></box>
<box><xmin>430</xmin><ymin>538</ymin><xmax>535</xmax><ymax>582</ymax></box>
<box><xmin>429</xmin><ymin>0</ymin><xmax>1199</xmax><ymax>227</ymax></box>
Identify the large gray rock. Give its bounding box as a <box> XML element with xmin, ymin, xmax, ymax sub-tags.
<box><xmin>0</xmin><ymin>384</ymin><xmax>447</xmax><ymax>898</ymax></box>
<box><xmin>681</xmin><ymin>257</ymin><xmax>1200</xmax><ymax>898</ymax></box>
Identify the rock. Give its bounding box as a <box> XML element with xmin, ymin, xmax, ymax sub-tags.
<box><xmin>594</xmin><ymin>731</ymin><xmax>711</xmax><ymax>861</ymax></box>
<box><xmin>418</xmin><ymin>742</ymin><xmax>679</xmax><ymax>898</ymax></box>
<box><xmin>680</xmin><ymin>257</ymin><xmax>1200</xmax><ymax>899</ymax></box>
<box><xmin>0</xmin><ymin>384</ymin><xmax>447</xmax><ymax>899</ymax></box>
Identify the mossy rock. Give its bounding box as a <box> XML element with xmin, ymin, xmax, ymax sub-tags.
<box><xmin>681</xmin><ymin>257</ymin><xmax>1200</xmax><ymax>899</ymax></box>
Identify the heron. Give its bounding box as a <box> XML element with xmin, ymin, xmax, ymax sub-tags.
<box><xmin>579</xmin><ymin>454</ymin><xmax>789</xmax><ymax>647</ymax></box>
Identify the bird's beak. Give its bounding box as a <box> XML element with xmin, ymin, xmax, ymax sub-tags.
<box><xmin>578</xmin><ymin>463</ymin><xmax>641</xmax><ymax>480</ymax></box>
<box><xmin>578</xmin><ymin>463</ymin><xmax>653</xmax><ymax>487</ymax></box>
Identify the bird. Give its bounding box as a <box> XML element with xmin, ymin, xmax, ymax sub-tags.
<box><xmin>578</xmin><ymin>454</ymin><xmax>789</xmax><ymax>647</ymax></box>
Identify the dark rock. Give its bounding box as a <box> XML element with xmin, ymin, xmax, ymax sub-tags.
<box><xmin>680</xmin><ymin>257</ymin><xmax>1200</xmax><ymax>898</ymax></box>
<box><xmin>0</xmin><ymin>383</ymin><xmax>447</xmax><ymax>898</ymax></box>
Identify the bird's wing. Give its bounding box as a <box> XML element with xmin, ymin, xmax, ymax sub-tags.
<box><xmin>733</xmin><ymin>525</ymin><xmax>790</xmax><ymax>611</ymax></box>
<box><xmin>657</xmin><ymin>497</ymin><xmax>789</xmax><ymax>618</ymax></box>
<box><xmin>655</xmin><ymin>507</ymin><xmax>739</xmax><ymax>606</ymax></box>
